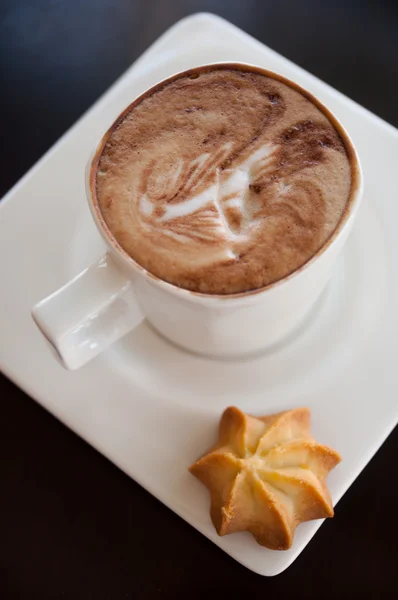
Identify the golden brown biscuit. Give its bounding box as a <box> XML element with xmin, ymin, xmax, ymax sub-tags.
<box><xmin>189</xmin><ymin>406</ymin><xmax>341</xmax><ymax>550</ymax></box>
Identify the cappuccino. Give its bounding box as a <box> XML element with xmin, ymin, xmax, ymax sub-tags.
<box><xmin>93</xmin><ymin>65</ymin><xmax>354</xmax><ymax>294</ymax></box>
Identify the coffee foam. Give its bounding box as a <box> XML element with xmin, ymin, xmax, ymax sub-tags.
<box><xmin>95</xmin><ymin>67</ymin><xmax>353</xmax><ymax>294</ymax></box>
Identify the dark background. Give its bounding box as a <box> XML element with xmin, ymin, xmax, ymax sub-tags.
<box><xmin>1</xmin><ymin>1</ymin><xmax>397</xmax><ymax>598</ymax></box>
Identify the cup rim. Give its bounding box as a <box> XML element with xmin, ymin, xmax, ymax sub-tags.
<box><xmin>87</xmin><ymin>61</ymin><xmax>363</xmax><ymax>304</ymax></box>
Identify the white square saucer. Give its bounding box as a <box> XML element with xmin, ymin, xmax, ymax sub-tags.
<box><xmin>1</xmin><ymin>13</ymin><xmax>397</xmax><ymax>576</ymax></box>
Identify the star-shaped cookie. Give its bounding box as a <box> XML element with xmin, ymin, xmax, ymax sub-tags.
<box><xmin>189</xmin><ymin>406</ymin><xmax>341</xmax><ymax>550</ymax></box>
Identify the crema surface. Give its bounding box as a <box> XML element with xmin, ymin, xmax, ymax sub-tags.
<box><xmin>95</xmin><ymin>67</ymin><xmax>352</xmax><ymax>294</ymax></box>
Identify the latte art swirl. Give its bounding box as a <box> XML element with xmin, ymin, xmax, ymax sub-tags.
<box><xmin>137</xmin><ymin>143</ymin><xmax>274</xmax><ymax>250</ymax></box>
<box><xmin>95</xmin><ymin>66</ymin><xmax>353</xmax><ymax>294</ymax></box>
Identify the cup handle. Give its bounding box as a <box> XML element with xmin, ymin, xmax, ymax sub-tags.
<box><xmin>31</xmin><ymin>253</ymin><xmax>144</xmax><ymax>370</ymax></box>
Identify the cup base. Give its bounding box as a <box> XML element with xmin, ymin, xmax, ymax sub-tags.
<box><xmin>145</xmin><ymin>286</ymin><xmax>327</xmax><ymax>362</ymax></box>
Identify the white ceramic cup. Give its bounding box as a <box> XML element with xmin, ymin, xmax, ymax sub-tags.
<box><xmin>32</xmin><ymin>63</ymin><xmax>363</xmax><ymax>370</ymax></box>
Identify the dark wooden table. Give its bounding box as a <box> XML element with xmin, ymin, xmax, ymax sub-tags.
<box><xmin>1</xmin><ymin>1</ymin><xmax>397</xmax><ymax>597</ymax></box>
